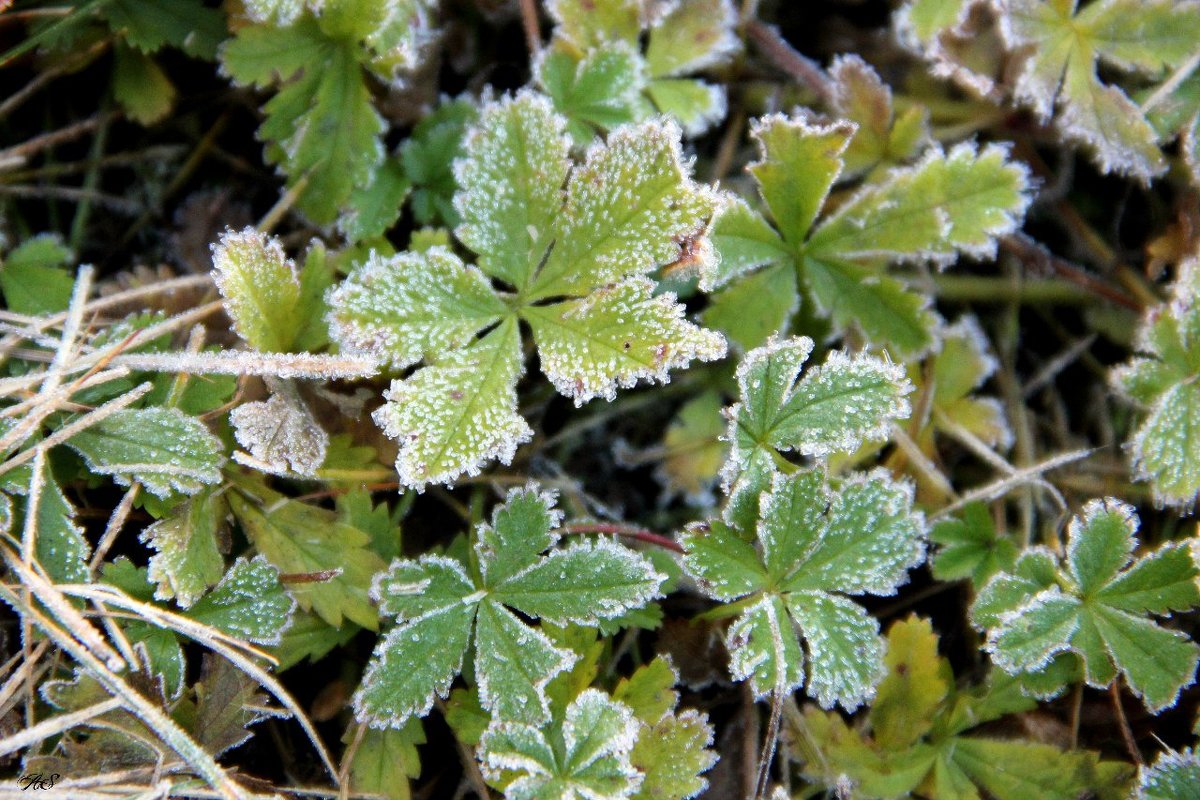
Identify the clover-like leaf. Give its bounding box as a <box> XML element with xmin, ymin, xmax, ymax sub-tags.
<box><xmin>684</xmin><ymin>468</ymin><xmax>925</xmax><ymax>709</ymax></box>
<box><xmin>187</xmin><ymin>556</ymin><xmax>297</xmax><ymax>645</ymax></box>
<box><xmin>480</xmin><ymin>688</ymin><xmax>642</xmax><ymax>800</ymax></box>
<box><xmin>705</xmin><ymin>113</ymin><xmax>1029</xmax><ymax>354</ymax></box>
<box><xmin>930</xmin><ymin>501</ymin><xmax>1017</xmax><ymax>588</ymax></box>
<box><xmin>829</xmin><ymin>55</ymin><xmax>930</xmax><ymax>178</ymax></box>
<box><xmin>328</xmin><ymin>91</ymin><xmax>724</xmax><ymax>490</ymax></box>
<box><xmin>1113</xmin><ymin>258</ymin><xmax>1200</xmax><ymax>505</ymax></box>
<box><xmin>997</xmin><ymin>0</ymin><xmax>1200</xmax><ymax>181</ymax></box>
<box><xmin>918</xmin><ymin>315</ymin><xmax>1013</xmax><ymax>453</ymax></box>
<box><xmin>353</xmin><ymin>487</ymin><xmax>664</xmax><ymax>728</ymax></box>
<box><xmin>973</xmin><ymin>498</ymin><xmax>1200</xmax><ymax>712</ymax></box>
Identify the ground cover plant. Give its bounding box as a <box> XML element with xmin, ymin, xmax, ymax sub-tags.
<box><xmin>4</xmin><ymin>0</ymin><xmax>1200</xmax><ymax>798</ymax></box>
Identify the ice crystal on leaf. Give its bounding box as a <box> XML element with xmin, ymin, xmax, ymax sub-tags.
<box><xmin>1113</xmin><ymin>258</ymin><xmax>1200</xmax><ymax>506</ymax></box>
<box><xmin>328</xmin><ymin>91</ymin><xmax>725</xmax><ymax>490</ymax></box>
<box><xmin>231</xmin><ymin>389</ymin><xmax>330</xmax><ymax>477</ymax></box>
<box><xmin>540</xmin><ymin>0</ymin><xmax>739</xmax><ymax>140</ymax></box>
<box><xmin>66</xmin><ymin>407</ymin><xmax>225</xmax><ymax>499</ymax></box>
<box><xmin>996</xmin><ymin>0</ymin><xmax>1200</xmax><ymax>182</ymax></box>
<box><xmin>703</xmin><ymin>113</ymin><xmax>1030</xmax><ymax>354</ymax></box>
<box><xmin>142</xmin><ymin>487</ymin><xmax>227</xmax><ymax>608</ymax></box>
<box><xmin>352</xmin><ymin>487</ymin><xmax>665</xmax><ymax>729</ymax></box>
<box><xmin>479</xmin><ymin>688</ymin><xmax>642</xmax><ymax>800</ymax></box>
<box><xmin>682</xmin><ymin>468</ymin><xmax>926</xmax><ymax>709</ymax></box>
<box><xmin>720</xmin><ymin>335</ymin><xmax>913</xmax><ymax>521</ymax></box>
<box><xmin>971</xmin><ymin>498</ymin><xmax>1200</xmax><ymax>712</ymax></box>
<box><xmin>1137</xmin><ymin>747</ymin><xmax>1200</xmax><ymax>800</ymax></box>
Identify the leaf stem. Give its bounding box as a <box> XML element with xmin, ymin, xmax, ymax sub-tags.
<box><xmin>559</xmin><ymin>523</ymin><xmax>684</xmax><ymax>554</ymax></box>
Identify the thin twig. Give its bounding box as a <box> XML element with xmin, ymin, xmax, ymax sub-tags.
<box><xmin>744</xmin><ymin>20</ymin><xmax>832</xmax><ymax>103</ymax></box>
<box><xmin>0</xmin><ymin>696</ymin><xmax>122</xmax><ymax>757</ymax></box>
<box><xmin>517</xmin><ymin>0</ymin><xmax>540</xmax><ymax>56</ymax></box>
<box><xmin>1111</xmin><ymin>682</ymin><xmax>1143</xmax><ymax>765</ymax></box>
<box><xmin>559</xmin><ymin>522</ymin><xmax>684</xmax><ymax>554</ymax></box>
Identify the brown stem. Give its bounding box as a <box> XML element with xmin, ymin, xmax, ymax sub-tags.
<box><xmin>1001</xmin><ymin>232</ymin><xmax>1143</xmax><ymax>312</ymax></box>
<box><xmin>745</xmin><ymin>20</ymin><xmax>832</xmax><ymax>104</ymax></box>
<box><xmin>518</xmin><ymin>0</ymin><xmax>540</xmax><ymax>56</ymax></box>
<box><xmin>560</xmin><ymin>523</ymin><xmax>684</xmax><ymax>554</ymax></box>
<box><xmin>1110</xmin><ymin>682</ymin><xmax>1143</xmax><ymax>765</ymax></box>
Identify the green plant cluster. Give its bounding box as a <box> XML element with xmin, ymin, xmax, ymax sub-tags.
<box><xmin>4</xmin><ymin>0</ymin><xmax>1200</xmax><ymax>798</ymax></box>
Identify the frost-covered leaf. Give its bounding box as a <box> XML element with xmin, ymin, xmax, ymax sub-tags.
<box><xmin>654</xmin><ymin>391</ymin><xmax>728</xmax><ymax>506</ymax></box>
<box><xmin>922</xmin><ymin>315</ymin><xmax>1012</xmax><ymax>450</ymax></box>
<box><xmin>193</xmin><ymin>655</ymin><xmax>279</xmax><ymax>759</ymax></box>
<box><xmin>806</xmin><ymin>142</ymin><xmax>1030</xmax><ymax>266</ymax></box>
<box><xmin>538</xmin><ymin>44</ymin><xmax>645</xmax><ymax>143</ymax></box>
<box><xmin>479</xmin><ymin>689</ymin><xmax>642</xmax><ymax>800</ymax></box>
<box><xmin>524</xmin><ymin>278</ymin><xmax>725</xmax><ymax>405</ymax></box>
<box><xmin>330</xmin><ymin>92</ymin><xmax>723</xmax><ymax>490</ymax></box>
<box><xmin>371</xmin><ymin>319</ymin><xmax>531</xmax><ymax>491</ymax></box>
<box><xmin>328</xmin><ymin>247</ymin><xmax>507</xmax><ymax>370</ymax></box>
<box><xmin>142</xmin><ymin>487</ymin><xmax>226</xmax><ymax>608</ymax></box>
<box><xmin>1113</xmin><ymin>259</ymin><xmax>1200</xmax><ymax>505</ymax></box>
<box><xmin>998</xmin><ymin>0</ymin><xmax>1200</xmax><ymax>181</ymax></box>
<box><xmin>1138</xmin><ymin>747</ymin><xmax>1200</xmax><ymax>800</ymax></box>
<box><xmin>723</xmin><ymin>336</ymin><xmax>912</xmax><ymax>484</ymax></box>
<box><xmin>24</xmin><ymin>461</ymin><xmax>90</xmax><ymax>584</ymax></box>
<box><xmin>228</xmin><ymin>477</ymin><xmax>384</xmax><ymax>629</ymax></box>
<box><xmin>187</xmin><ymin>556</ymin><xmax>296</xmax><ymax>644</ymax></box>
<box><xmin>684</xmin><ymin>468</ymin><xmax>925</xmax><ymax>708</ymax></box>
<box><xmin>973</xmin><ymin>498</ymin><xmax>1200</xmax><ymax>712</ymax></box>
<box><xmin>66</xmin><ymin>407</ymin><xmax>224</xmax><ymax>498</ymax></box>
<box><xmin>710</xmin><ymin>112</ymin><xmax>1028</xmax><ymax>355</ymax></box>
<box><xmin>868</xmin><ymin>617</ymin><xmax>950</xmax><ymax>750</ymax></box>
<box><xmin>529</xmin><ymin>117</ymin><xmax>719</xmax><ymax>299</ymax></box>
<box><xmin>231</xmin><ymin>389</ymin><xmax>329</xmax><ymax>477</ymax></box>
<box><xmin>453</xmin><ymin>91</ymin><xmax>571</xmax><ymax>290</ymax></box>
<box><xmin>354</xmin><ymin>487</ymin><xmax>663</xmax><ymax>728</ymax></box>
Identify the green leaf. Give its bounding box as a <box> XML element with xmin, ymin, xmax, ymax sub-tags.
<box><xmin>931</xmin><ymin>502</ymin><xmax>1017</xmax><ymax>587</ymax></box>
<box><xmin>141</xmin><ymin>487</ymin><xmax>226</xmax><ymax>608</ymax></box>
<box><xmin>1113</xmin><ymin>260</ymin><xmax>1200</xmax><ymax>504</ymax></box>
<box><xmin>221</xmin><ymin>18</ymin><xmax>383</xmax><ymax>224</ymax></box>
<box><xmin>345</xmin><ymin>720</ymin><xmax>425</xmax><ymax>800</ymax></box>
<box><xmin>105</xmin><ymin>0</ymin><xmax>225</xmax><ymax>59</ymax></box>
<box><xmin>327</xmin><ymin>246</ymin><xmax>506</xmax><ymax>369</ymax></box>
<box><xmin>975</xmin><ymin>498</ymin><xmax>1200</xmax><ymax>712</ymax></box>
<box><xmin>401</xmin><ymin>97</ymin><xmax>477</xmax><ymax>227</ymax></box>
<box><xmin>630</xmin><ymin>709</ymin><xmax>717</xmax><ymax>800</ymax></box>
<box><xmin>479</xmin><ymin>689</ymin><xmax>642</xmax><ymax>800</ymax></box>
<box><xmin>724</xmin><ymin>336</ymin><xmax>912</xmax><ymax>481</ymax></box>
<box><xmin>230</xmin><ymin>387</ymin><xmax>328</xmax><ymax>477</ymax></box>
<box><xmin>645</xmin><ymin>78</ymin><xmax>726</xmax><ymax>138</ymax></box>
<box><xmin>186</xmin><ymin>556</ymin><xmax>296</xmax><ymax>644</ymax></box>
<box><xmin>685</xmin><ymin>468</ymin><xmax>924</xmax><ymax>708</ymax></box>
<box><xmin>895</xmin><ymin>0</ymin><xmax>970</xmax><ymax>47</ymax></box>
<box><xmin>528</xmin><ymin>117</ymin><xmax>719</xmax><ymax>300</ymax></box>
<box><xmin>228</xmin><ymin>479</ymin><xmax>384</xmax><ymax>629</ymax></box>
<box><xmin>524</xmin><ymin>278</ymin><xmax>725</xmax><ymax>404</ymax></box>
<box><xmin>829</xmin><ymin>54</ymin><xmax>929</xmax><ymax>177</ymax></box>
<box><xmin>28</xmin><ymin>462</ymin><xmax>90</xmax><ymax>583</ymax></box>
<box><xmin>338</xmin><ymin>156</ymin><xmax>411</xmax><ymax>242</ymax></box>
<box><xmin>538</xmin><ymin>45</ymin><xmax>645</xmax><ymax>142</ymax></box>
<box><xmin>924</xmin><ymin>315</ymin><xmax>1012</xmax><ymax>451</ymax></box>
<box><xmin>806</xmin><ymin>142</ymin><xmax>1030</xmax><ymax>266</ymax></box>
<box><xmin>1000</xmin><ymin>0</ymin><xmax>1200</xmax><ymax>181</ymax></box>
<box><xmin>1138</xmin><ymin>747</ymin><xmax>1200</xmax><ymax>800</ymax></box>
<box><xmin>454</xmin><ymin>91</ymin><xmax>571</xmax><ymax>290</ymax></box>
<box><xmin>645</xmin><ymin>0</ymin><xmax>737</xmax><ymax>79</ymax></box>
<box><xmin>703</xmin><ymin>198</ymin><xmax>789</xmax><ymax>290</ymax></box>
<box><xmin>212</xmin><ymin>228</ymin><xmax>306</xmax><ymax>353</ymax></box>
<box><xmin>270</xmin><ymin>609</ymin><xmax>358</xmax><ymax>670</ymax></box>
<box><xmin>66</xmin><ymin>407</ymin><xmax>224</xmax><ymax>498</ymax></box>
<box><xmin>702</xmin><ymin>261</ymin><xmax>798</xmax><ymax>352</ymax></box>
<box><xmin>547</xmin><ymin>0</ymin><xmax>641</xmax><ymax>49</ymax></box>
<box><xmin>749</xmin><ymin>114</ymin><xmax>853</xmax><ymax>247</ymax></box>
<box><xmin>0</xmin><ymin>235</ymin><xmax>75</xmax><ymax>315</ymax></box>
<box><xmin>355</xmin><ymin>487</ymin><xmax>663</xmax><ymax>728</ymax></box>
<box><xmin>111</xmin><ymin>43</ymin><xmax>175</xmax><ymax>125</ymax></box>
<box><xmin>370</xmin><ymin>318</ymin><xmax>531</xmax><ymax>490</ymax></box>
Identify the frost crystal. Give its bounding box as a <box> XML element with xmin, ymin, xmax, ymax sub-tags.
<box><xmin>231</xmin><ymin>390</ymin><xmax>329</xmax><ymax>477</ymax></box>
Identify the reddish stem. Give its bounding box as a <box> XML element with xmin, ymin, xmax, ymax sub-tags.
<box><xmin>560</xmin><ymin>523</ymin><xmax>684</xmax><ymax>554</ymax></box>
